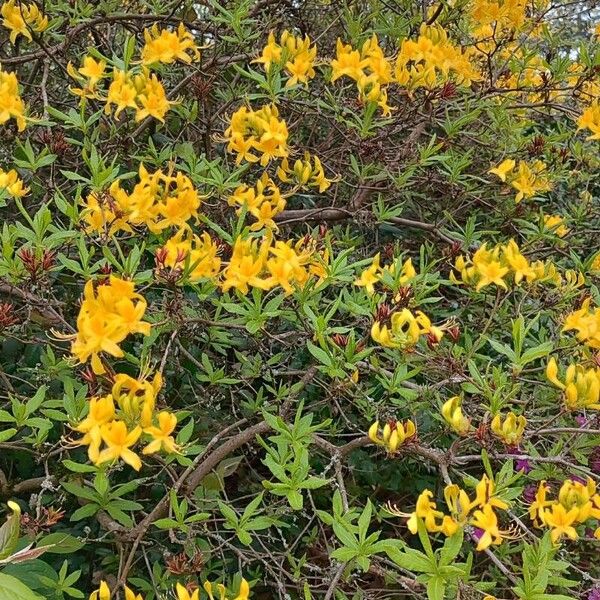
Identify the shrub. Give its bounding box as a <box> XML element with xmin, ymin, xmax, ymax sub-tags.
<box><xmin>0</xmin><ymin>1</ymin><xmax>599</xmax><ymax>599</ymax></box>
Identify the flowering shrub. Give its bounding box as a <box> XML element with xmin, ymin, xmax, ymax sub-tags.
<box><xmin>0</xmin><ymin>1</ymin><xmax>599</xmax><ymax>599</ymax></box>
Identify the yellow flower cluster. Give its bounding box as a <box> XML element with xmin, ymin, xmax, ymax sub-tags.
<box><xmin>224</xmin><ymin>104</ymin><xmax>289</xmax><ymax>166</ymax></box>
<box><xmin>331</xmin><ymin>35</ymin><xmax>394</xmax><ymax>115</ymax></box>
<box><xmin>450</xmin><ymin>239</ymin><xmax>585</xmax><ymax>292</ymax></box>
<box><xmin>331</xmin><ymin>26</ymin><xmax>478</xmax><ymax>115</ymax></box>
<box><xmin>371</xmin><ymin>308</ymin><xmax>443</xmax><ymax>349</ymax></box>
<box><xmin>0</xmin><ymin>67</ymin><xmax>26</xmax><ymax>131</ymax></box>
<box><xmin>277</xmin><ymin>152</ymin><xmax>333</xmax><ymax>193</ymax></box>
<box><xmin>69</xmin><ymin>56</ymin><xmax>173</xmax><ymax>122</ymax></box>
<box><xmin>394</xmin><ymin>475</ymin><xmax>509</xmax><ymax>551</ymax></box>
<box><xmin>74</xmin><ymin>370</ymin><xmax>177</xmax><ymax>471</ymax></box>
<box><xmin>141</xmin><ymin>23</ymin><xmax>200</xmax><ymax>65</ymax></box>
<box><xmin>546</xmin><ymin>357</ymin><xmax>600</xmax><ymax>410</ymax></box>
<box><xmin>489</xmin><ymin>159</ymin><xmax>552</xmax><ymax>203</ymax></box>
<box><xmin>441</xmin><ymin>396</ymin><xmax>470</xmax><ymax>435</ymax></box>
<box><xmin>563</xmin><ymin>299</ymin><xmax>600</xmax><ymax>349</ymax></box>
<box><xmin>354</xmin><ymin>254</ymin><xmax>416</xmax><ymax>295</ymax></box>
<box><xmin>395</xmin><ymin>24</ymin><xmax>480</xmax><ymax>91</ymax></box>
<box><xmin>529</xmin><ymin>478</ymin><xmax>600</xmax><ymax>543</ymax></box>
<box><xmin>368</xmin><ymin>419</ymin><xmax>416</xmax><ymax>453</ymax></box>
<box><xmin>228</xmin><ymin>172</ymin><xmax>286</xmax><ymax>231</ymax></box>
<box><xmin>221</xmin><ymin>235</ymin><xmax>327</xmax><ymax>295</ymax></box>
<box><xmin>578</xmin><ymin>101</ymin><xmax>600</xmax><ymax>140</ymax></box>
<box><xmin>442</xmin><ymin>398</ymin><xmax>526</xmax><ymax>444</ymax></box>
<box><xmin>158</xmin><ymin>229</ymin><xmax>222</xmax><ymax>283</ymax></box>
<box><xmin>70</xmin><ymin>276</ymin><xmax>151</xmax><ymax>375</ymax></box>
<box><xmin>90</xmin><ymin>577</ymin><xmax>250</xmax><ymax>600</ymax></box>
<box><xmin>0</xmin><ymin>168</ymin><xmax>28</xmax><ymax>197</ymax></box>
<box><xmin>469</xmin><ymin>0</ymin><xmax>528</xmax><ymax>45</ymax></box>
<box><xmin>543</xmin><ymin>214</ymin><xmax>569</xmax><ymax>238</ymax></box>
<box><xmin>105</xmin><ymin>68</ymin><xmax>173</xmax><ymax>122</ymax></box>
<box><xmin>81</xmin><ymin>165</ymin><xmax>201</xmax><ymax>235</ymax></box>
<box><xmin>254</xmin><ymin>30</ymin><xmax>317</xmax><ymax>87</ymax></box>
<box><xmin>0</xmin><ymin>0</ymin><xmax>48</xmax><ymax>44</ymax></box>
<box><xmin>490</xmin><ymin>412</ymin><xmax>527</xmax><ymax>446</ymax></box>
<box><xmin>67</xmin><ymin>56</ymin><xmax>106</xmax><ymax>99</ymax></box>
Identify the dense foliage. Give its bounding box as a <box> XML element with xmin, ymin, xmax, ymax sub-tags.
<box><xmin>0</xmin><ymin>0</ymin><xmax>599</xmax><ymax>598</ymax></box>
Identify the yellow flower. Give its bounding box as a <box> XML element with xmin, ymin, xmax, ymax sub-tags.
<box><xmin>112</xmin><ymin>370</ymin><xmax>162</xmax><ymax>427</ymax></box>
<box><xmin>578</xmin><ymin>101</ymin><xmax>600</xmax><ymax>140</ymax></box>
<box><xmin>407</xmin><ymin>490</ymin><xmax>444</xmax><ymax>534</ymax></box>
<box><xmin>354</xmin><ymin>254</ymin><xmax>382</xmax><ymax>295</ymax></box>
<box><xmin>441</xmin><ymin>396</ymin><xmax>470</xmax><ymax>435</ymax></box>
<box><xmin>89</xmin><ymin>581</ymin><xmax>110</xmax><ymax>600</ymax></box>
<box><xmin>546</xmin><ymin>356</ymin><xmax>600</xmax><ymax>410</ymax></box>
<box><xmin>0</xmin><ymin>67</ymin><xmax>26</xmax><ymax>131</ymax></box>
<box><xmin>472</xmin><ymin>475</ymin><xmax>509</xmax><ymax>512</ymax></box>
<box><xmin>125</xmin><ymin>587</ymin><xmax>144</xmax><ymax>600</ymax></box>
<box><xmin>224</xmin><ymin>104</ymin><xmax>288</xmax><ymax>166</ymax></box>
<box><xmin>563</xmin><ymin>299</ymin><xmax>600</xmax><ymax>349</ymax></box>
<box><xmin>543</xmin><ymin>214</ymin><xmax>569</xmax><ymax>238</ymax></box>
<box><xmin>68</xmin><ymin>55</ymin><xmax>106</xmax><ymax>97</ymax></box>
<box><xmin>490</xmin><ymin>412</ymin><xmax>527</xmax><ymax>446</ymax></box>
<box><xmin>331</xmin><ymin>38</ymin><xmax>367</xmax><ymax>82</ymax></box>
<box><xmin>105</xmin><ymin>69</ymin><xmax>138</xmax><ymax>118</ymax></box>
<box><xmin>135</xmin><ymin>72</ymin><xmax>173</xmax><ymax>122</ymax></box>
<box><xmin>368</xmin><ymin>419</ymin><xmax>416</xmax><ymax>453</ymax></box>
<box><xmin>472</xmin><ymin>244</ymin><xmax>509</xmax><ymax>291</ymax></box>
<box><xmin>543</xmin><ymin>504</ymin><xmax>579</xmax><ymax>544</ymax></box>
<box><xmin>203</xmin><ymin>579</ymin><xmax>250</xmax><ymax>600</ymax></box>
<box><xmin>143</xmin><ymin>411</ymin><xmax>179</xmax><ymax>455</ymax></box>
<box><xmin>557</xmin><ymin>478</ymin><xmax>600</xmax><ymax>523</ymax></box>
<box><xmin>176</xmin><ymin>583</ymin><xmax>199</xmax><ymax>600</ymax></box>
<box><xmin>253</xmin><ymin>31</ymin><xmax>282</xmax><ymax>72</ymax></box>
<box><xmin>97</xmin><ymin>421</ymin><xmax>142</xmax><ymax>471</ymax></box>
<box><xmin>160</xmin><ymin>229</ymin><xmax>221</xmax><ymax>282</ymax></box>
<box><xmin>510</xmin><ymin>160</ymin><xmax>552</xmax><ymax>203</ymax></box>
<box><xmin>221</xmin><ymin>236</ymin><xmax>271</xmax><ymax>295</ymax></box>
<box><xmin>277</xmin><ymin>152</ymin><xmax>333</xmax><ymax>192</ymax></box>
<box><xmin>82</xmin><ymin>165</ymin><xmax>201</xmax><ymax>236</ymax></box>
<box><xmin>470</xmin><ymin>504</ymin><xmax>503</xmax><ymax>551</ymax></box>
<box><xmin>488</xmin><ymin>158</ymin><xmax>516</xmax><ymax>182</ymax></box>
<box><xmin>70</xmin><ymin>277</ymin><xmax>151</xmax><ymax>375</ymax></box>
<box><xmin>528</xmin><ymin>480</ymin><xmax>551</xmax><ymax>527</ymax></box>
<box><xmin>502</xmin><ymin>240</ymin><xmax>535</xmax><ymax>284</ymax></box>
<box><xmin>74</xmin><ymin>395</ymin><xmax>116</xmax><ymax>463</ymax></box>
<box><xmin>1</xmin><ymin>0</ymin><xmax>47</xmax><ymax>44</ymax></box>
<box><xmin>254</xmin><ymin>30</ymin><xmax>316</xmax><ymax>87</ymax></box>
<box><xmin>0</xmin><ymin>168</ymin><xmax>28</xmax><ymax>197</ymax></box>
<box><xmin>444</xmin><ymin>484</ymin><xmax>472</xmax><ymax>525</ymax></box>
<box><xmin>141</xmin><ymin>23</ymin><xmax>200</xmax><ymax>65</ymax></box>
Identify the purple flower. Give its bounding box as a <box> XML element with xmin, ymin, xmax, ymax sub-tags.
<box><xmin>590</xmin><ymin>447</ymin><xmax>600</xmax><ymax>475</ymax></box>
<box><xmin>576</xmin><ymin>414</ymin><xmax>589</xmax><ymax>427</ymax></box>
<box><xmin>587</xmin><ymin>586</ymin><xmax>600</xmax><ymax>600</ymax></box>
<box><xmin>516</xmin><ymin>458</ymin><xmax>532</xmax><ymax>473</ymax></box>
<box><xmin>472</xmin><ymin>527</ymin><xmax>483</xmax><ymax>542</ymax></box>
<box><xmin>523</xmin><ymin>483</ymin><xmax>538</xmax><ymax>504</ymax></box>
<box><xmin>570</xmin><ymin>475</ymin><xmax>586</xmax><ymax>485</ymax></box>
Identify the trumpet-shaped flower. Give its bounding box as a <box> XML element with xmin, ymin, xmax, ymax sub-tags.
<box><xmin>368</xmin><ymin>419</ymin><xmax>416</xmax><ymax>453</ymax></box>
<box><xmin>441</xmin><ymin>396</ymin><xmax>470</xmax><ymax>435</ymax></box>
<box><xmin>490</xmin><ymin>412</ymin><xmax>527</xmax><ymax>446</ymax></box>
<box><xmin>97</xmin><ymin>421</ymin><xmax>142</xmax><ymax>471</ymax></box>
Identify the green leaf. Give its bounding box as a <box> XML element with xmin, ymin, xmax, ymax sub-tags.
<box><xmin>0</xmin><ymin>502</ymin><xmax>21</xmax><ymax>560</ymax></box>
<box><xmin>287</xmin><ymin>490</ymin><xmax>303</xmax><ymax>510</ymax></box>
<box><xmin>37</xmin><ymin>533</ymin><xmax>84</xmax><ymax>555</ymax></box>
<box><xmin>62</xmin><ymin>461</ymin><xmax>96</xmax><ymax>474</ymax></box>
<box><xmin>426</xmin><ymin>576</ymin><xmax>446</xmax><ymax>600</ymax></box>
<box><xmin>0</xmin><ymin>429</ymin><xmax>16</xmax><ymax>443</ymax></box>
<box><xmin>0</xmin><ymin>572</ymin><xmax>42</xmax><ymax>600</ymax></box>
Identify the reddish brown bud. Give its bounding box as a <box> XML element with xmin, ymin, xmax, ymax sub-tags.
<box><xmin>331</xmin><ymin>334</ymin><xmax>348</xmax><ymax>348</ymax></box>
